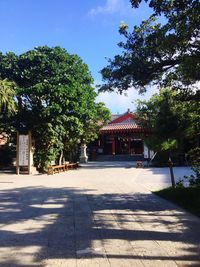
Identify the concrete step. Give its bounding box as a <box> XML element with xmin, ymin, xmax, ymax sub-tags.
<box><xmin>95</xmin><ymin>154</ymin><xmax>144</xmax><ymax>162</ymax></box>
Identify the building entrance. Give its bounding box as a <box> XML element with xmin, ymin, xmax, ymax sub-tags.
<box><xmin>104</xmin><ymin>136</ymin><xmax>143</xmax><ymax>155</ymax></box>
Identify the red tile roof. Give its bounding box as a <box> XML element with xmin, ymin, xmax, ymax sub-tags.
<box><xmin>100</xmin><ymin>123</ymin><xmax>145</xmax><ymax>134</ymax></box>
<box><xmin>100</xmin><ymin>111</ymin><xmax>148</xmax><ymax>134</ymax></box>
<box><xmin>111</xmin><ymin>112</ymin><xmax>140</xmax><ymax>124</ymax></box>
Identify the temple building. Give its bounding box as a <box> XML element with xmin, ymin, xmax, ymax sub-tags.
<box><xmin>90</xmin><ymin>110</ymin><xmax>153</xmax><ymax>161</ymax></box>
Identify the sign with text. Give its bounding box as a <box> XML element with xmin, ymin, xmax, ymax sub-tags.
<box><xmin>19</xmin><ymin>135</ymin><xmax>29</xmax><ymax>166</ymax></box>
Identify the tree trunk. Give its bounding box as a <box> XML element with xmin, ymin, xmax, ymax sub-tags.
<box><xmin>59</xmin><ymin>150</ymin><xmax>63</xmax><ymax>165</ymax></box>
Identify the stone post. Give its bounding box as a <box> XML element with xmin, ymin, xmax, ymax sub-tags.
<box><xmin>80</xmin><ymin>144</ymin><xmax>88</xmax><ymax>163</ymax></box>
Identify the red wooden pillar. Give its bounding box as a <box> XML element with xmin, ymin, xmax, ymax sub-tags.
<box><xmin>128</xmin><ymin>138</ymin><xmax>131</xmax><ymax>154</ymax></box>
<box><xmin>112</xmin><ymin>137</ymin><xmax>115</xmax><ymax>155</ymax></box>
<box><xmin>100</xmin><ymin>135</ymin><xmax>104</xmax><ymax>153</ymax></box>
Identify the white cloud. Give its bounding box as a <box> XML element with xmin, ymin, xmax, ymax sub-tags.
<box><xmin>96</xmin><ymin>85</ymin><xmax>158</xmax><ymax>114</ymax></box>
<box><xmin>89</xmin><ymin>0</ymin><xmax>132</xmax><ymax>16</ymax></box>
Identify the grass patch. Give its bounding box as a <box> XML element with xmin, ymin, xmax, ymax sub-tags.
<box><xmin>154</xmin><ymin>187</ymin><xmax>200</xmax><ymax>217</ymax></box>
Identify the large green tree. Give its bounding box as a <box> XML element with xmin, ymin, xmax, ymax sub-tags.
<box><xmin>0</xmin><ymin>46</ymin><xmax>111</xmax><ymax>171</ymax></box>
<box><xmin>136</xmin><ymin>88</ymin><xmax>200</xmax><ymax>153</ymax></box>
<box><xmin>99</xmin><ymin>0</ymin><xmax>200</xmax><ymax>94</ymax></box>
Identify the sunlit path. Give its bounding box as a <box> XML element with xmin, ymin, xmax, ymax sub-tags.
<box><xmin>0</xmin><ymin>164</ymin><xmax>199</xmax><ymax>266</ymax></box>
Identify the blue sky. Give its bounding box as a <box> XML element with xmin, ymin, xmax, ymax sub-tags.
<box><xmin>0</xmin><ymin>0</ymin><xmax>156</xmax><ymax>113</ymax></box>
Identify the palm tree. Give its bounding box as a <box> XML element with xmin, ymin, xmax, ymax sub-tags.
<box><xmin>0</xmin><ymin>79</ymin><xmax>17</xmax><ymax>114</ymax></box>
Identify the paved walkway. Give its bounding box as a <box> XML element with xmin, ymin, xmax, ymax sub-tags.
<box><xmin>0</xmin><ymin>163</ymin><xmax>199</xmax><ymax>266</ymax></box>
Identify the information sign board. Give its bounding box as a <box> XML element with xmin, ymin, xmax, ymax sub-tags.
<box><xmin>19</xmin><ymin>135</ymin><xmax>29</xmax><ymax>166</ymax></box>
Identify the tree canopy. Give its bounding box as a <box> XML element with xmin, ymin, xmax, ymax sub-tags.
<box><xmin>136</xmin><ymin>88</ymin><xmax>200</xmax><ymax>153</ymax></box>
<box><xmin>0</xmin><ymin>46</ymin><xmax>111</xmax><ymax>171</ymax></box>
<box><xmin>99</xmin><ymin>0</ymin><xmax>200</xmax><ymax>94</ymax></box>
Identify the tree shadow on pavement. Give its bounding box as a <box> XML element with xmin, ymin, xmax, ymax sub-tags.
<box><xmin>0</xmin><ymin>186</ymin><xmax>200</xmax><ymax>266</ymax></box>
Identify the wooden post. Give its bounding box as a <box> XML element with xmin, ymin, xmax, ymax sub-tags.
<box><xmin>101</xmin><ymin>136</ymin><xmax>105</xmax><ymax>153</ymax></box>
<box><xmin>112</xmin><ymin>137</ymin><xmax>115</xmax><ymax>155</ymax></box>
<box><xmin>168</xmin><ymin>157</ymin><xmax>176</xmax><ymax>188</ymax></box>
<box><xmin>129</xmin><ymin>138</ymin><xmax>133</xmax><ymax>155</ymax></box>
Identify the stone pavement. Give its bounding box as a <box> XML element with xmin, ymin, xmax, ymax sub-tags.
<box><xmin>0</xmin><ymin>163</ymin><xmax>199</xmax><ymax>266</ymax></box>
